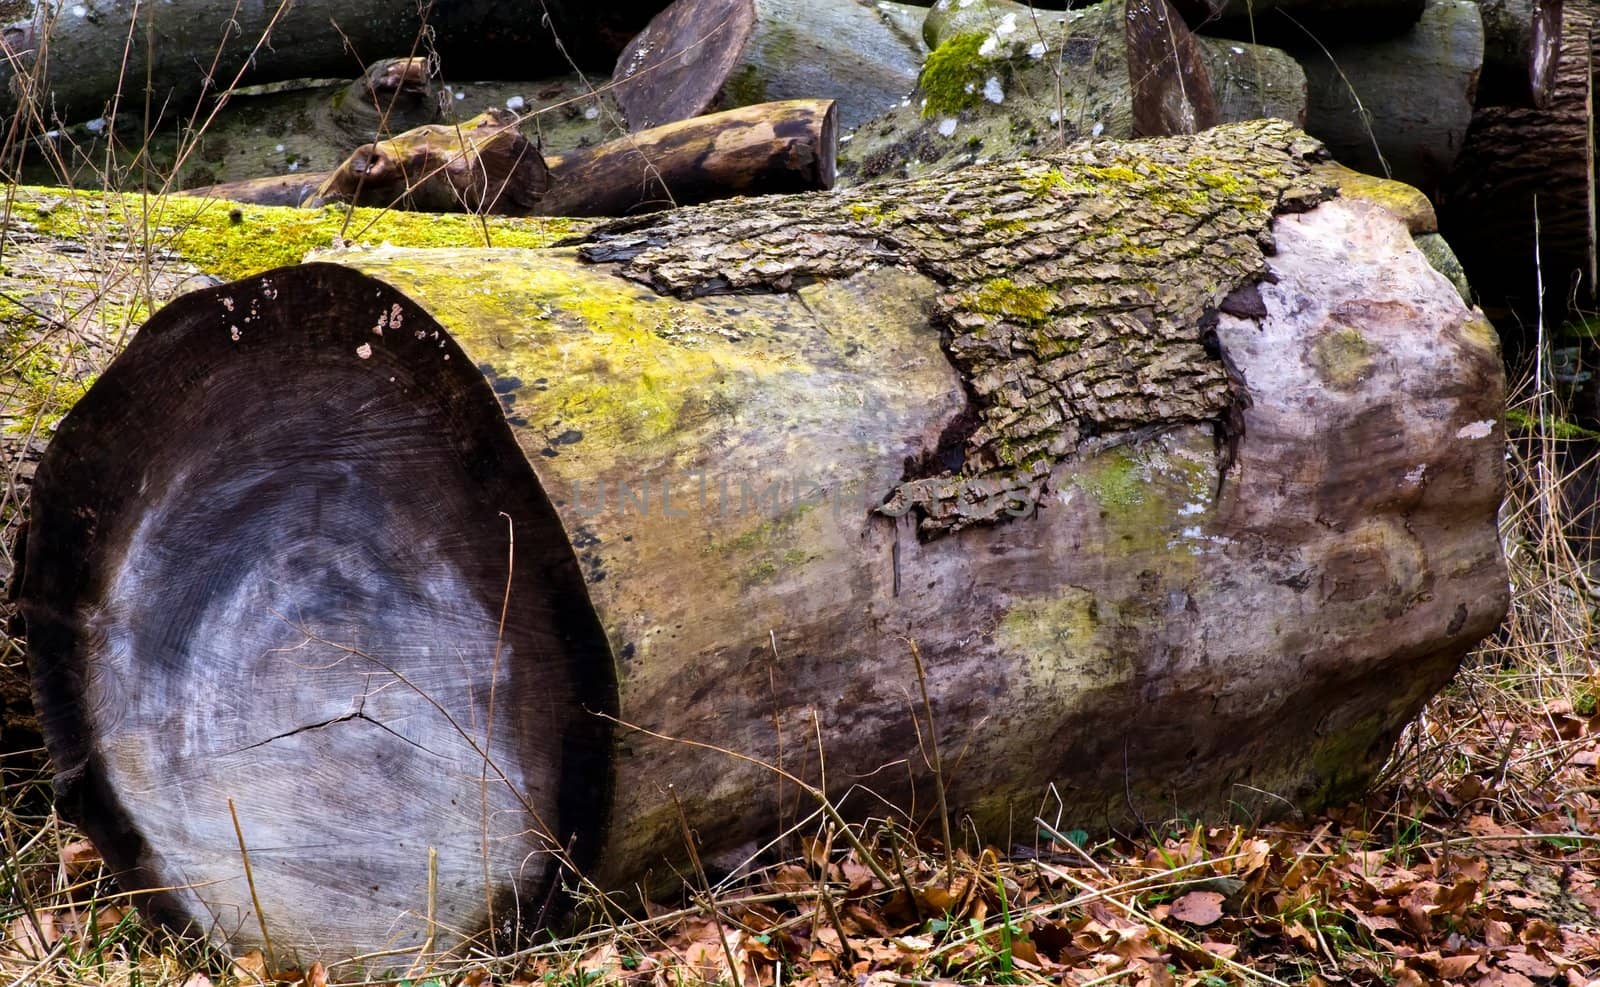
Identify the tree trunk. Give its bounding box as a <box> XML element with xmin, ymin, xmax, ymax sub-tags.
<box><xmin>1439</xmin><ymin>0</ymin><xmax>1595</xmax><ymax>338</ymax></box>
<box><xmin>839</xmin><ymin>0</ymin><xmax>1305</xmax><ymax>182</ymax></box>
<box><xmin>1289</xmin><ymin>0</ymin><xmax>1485</xmax><ymax>196</ymax></box>
<box><xmin>612</xmin><ymin>0</ymin><xmax>928</xmax><ymax>133</ymax></box>
<box><xmin>0</xmin><ymin>0</ymin><xmax>669</xmax><ymax>126</ymax></box>
<box><xmin>1474</xmin><ymin>0</ymin><xmax>1565</xmax><ymax>107</ymax></box>
<box><xmin>16</xmin><ymin>119</ymin><xmax>1508</xmax><ymax>972</ymax></box>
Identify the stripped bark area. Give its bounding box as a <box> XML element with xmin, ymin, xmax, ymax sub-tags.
<box><xmin>584</xmin><ymin>118</ymin><xmax>1329</xmax><ymax>533</ymax></box>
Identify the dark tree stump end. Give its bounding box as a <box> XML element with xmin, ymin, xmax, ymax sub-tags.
<box><xmin>21</xmin><ymin>265</ymin><xmax>615</xmax><ymax>967</ymax></box>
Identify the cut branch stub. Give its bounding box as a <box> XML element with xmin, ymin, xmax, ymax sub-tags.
<box><xmin>1126</xmin><ymin>0</ymin><xmax>1220</xmax><ymax>137</ymax></box>
<box><xmin>540</xmin><ymin>99</ymin><xmax>838</xmax><ymax>216</ymax></box>
<box><xmin>612</xmin><ymin>0</ymin><xmax>759</xmax><ymax>131</ymax></box>
<box><xmin>20</xmin><ymin>264</ymin><xmax>616</xmax><ymax>967</ymax></box>
<box><xmin>1474</xmin><ymin>0</ymin><xmax>1565</xmax><ymax>107</ymax></box>
<box><xmin>330</xmin><ymin>56</ymin><xmax>443</xmax><ymax>140</ymax></box>
<box><xmin>314</xmin><ymin>109</ymin><xmax>550</xmax><ymax>214</ymax></box>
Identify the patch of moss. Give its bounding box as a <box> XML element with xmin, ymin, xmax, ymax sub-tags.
<box><xmin>1312</xmin><ymin>326</ymin><xmax>1376</xmax><ymax>390</ymax></box>
<box><xmin>970</xmin><ymin>277</ymin><xmax>1054</xmax><ymax>324</ymax></box>
<box><xmin>1505</xmin><ymin>407</ymin><xmax>1599</xmax><ymax>441</ymax></box>
<box><xmin>919</xmin><ymin>32</ymin><xmax>994</xmax><ymax>118</ymax></box>
<box><xmin>7</xmin><ymin>186</ymin><xmax>588</xmax><ymax>283</ymax></box>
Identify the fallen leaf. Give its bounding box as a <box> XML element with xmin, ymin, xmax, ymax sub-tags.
<box><xmin>1168</xmin><ymin>891</ymin><xmax>1225</xmax><ymax>927</ymax></box>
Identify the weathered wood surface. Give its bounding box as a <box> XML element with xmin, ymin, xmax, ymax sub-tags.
<box><xmin>840</xmin><ymin>0</ymin><xmax>1305</xmax><ymax>181</ymax></box>
<box><xmin>1126</xmin><ymin>0</ymin><xmax>1219</xmax><ymax>136</ymax></box>
<box><xmin>613</xmin><ymin>0</ymin><xmax>927</xmax><ymax>132</ymax></box>
<box><xmin>0</xmin><ymin>0</ymin><xmax>669</xmax><ymax>125</ymax></box>
<box><xmin>1289</xmin><ymin>0</ymin><xmax>1485</xmax><ymax>195</ymax></box>
<box><xmin>1440</xmin><ymin>0</ymin><xmax>1596</xmax><ymax>335</ymax></box>
<box><xmin>1474</xmin><ymin>0</ymin><xmax>1565</xmax><ymax>107</ymax></box>
<box><xmin>18</xmin><ymin>120</ymin><xmax>1508</xmax><ymax>970</ymax></box>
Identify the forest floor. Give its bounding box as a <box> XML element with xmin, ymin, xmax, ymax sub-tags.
<box><xmin>0</xmin><ymin>376</ymin><xmax>1598</xmax><ymax>987</ymax></box>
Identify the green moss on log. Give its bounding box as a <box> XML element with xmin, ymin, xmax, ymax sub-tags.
<box><xmin>919</xmin><ymin>33</ymin><xmax>995</xmax><ymax>117</ymax></box>
<box><xmin>5</xmin><ymin>188</ymin><xmax>586</xmax><ymax>282</ymax></box>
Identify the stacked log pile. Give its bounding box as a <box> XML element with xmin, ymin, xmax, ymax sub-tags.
<box><xmin>6</xmin><ymin>0</ymin><xmax>1587</xmax><ymax>336</ymax></box>
<box><xmin>0</xmin><ymin>0</ymin><xmax>1576</xmax><ymax>972</ymax></box>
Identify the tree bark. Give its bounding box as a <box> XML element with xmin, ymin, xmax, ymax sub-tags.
<box><xmin>1438</xmin><ymin>0</ymin><xmax>1595</xmax><ymax>338</ymax></box>
<box><xmin>16</xmin><ymin>120</ymin><xmax>1507</xmax><ymax>971</ymax></box>
<box><xmin>612</xmin><ymin>0</ymin><xmax>928</xmax><ymax>133</ymax></box>
<box><xmin>1288</xmin><ymin>0</ymin><xmax>1484</xmax><ymax>197</ymax></box>
<box><xmin>840</xmin><ymin>0</ymin><xmax>1305</xmax><ymax>182</ymax></box>
<box><xmin>0</xmin><ymin>0</ymin><xmax>669</xmax><ymax>125</ymax></box>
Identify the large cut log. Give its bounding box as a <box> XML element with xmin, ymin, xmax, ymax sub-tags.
<box><xmin>16</xmin><ymin>120</ymin><xmax>1508</xmax><ymax>970</ymax></box>
<box><xmin>612</xmin><ymin>0</ymin><xmax>928</xmax><ymax>133</ymax></box>
<box><xmin>1439</xmin><ymin>0</ymin><xmax>1596</xmax><ymax>338</ymax></box>
<box><xmin>1287</xmin><ymin>0</ymin><xmax>1485</xmax><ymax>196</ymax></box>
<box><xmin>840</xmin><ymin>0</ymin><xmax>1305</xmax><ymax>182</ymax></box>
<box><xmin>0</xmin><ymin>0</ymin><xmax>669</xmax><ymax>126</ymax></box>
<box><xmin>304</xmin><ymin>100</ymin><xmax>837</xmax><ymax>216</ymax></box>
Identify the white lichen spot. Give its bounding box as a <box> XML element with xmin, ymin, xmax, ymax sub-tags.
<box><xmin>937</xmin><ymin>117</ymin><xmax>958</xmax><ymax>137</ymax></box>
<box><xmin>839</xmin><ymin>133</ymin><xmax>853</xmax><ymax>143</ymax></box>
<box><xmin>505</xmin><ymin>95</ymin><xmax>526</xmax><ymax>112</ymax></box>
<box><xmin>983</xmin><ymin>76</ymin><xmax>1005</xmax><ymax>104</ymax></box>
<box><xmin>1230</xmin><ymin>46</ymin><xmax>1245</xmax><ymax>54</ymax></box>
<box><xmin>288</xmin><ymin>161</ymin><xmax>299</xmax><ymax>171</ymax></box>
<box><xmin>85</xmin><ymin>117</ymin><xmax>105</xmax><ymax>133</ymax></box>
<box><xmin>958</xmin><ymin>0</ymin><xmax>976</xmax><ymax>8</ymax></box>
<box><xmin>1048</xmin><ymin>110</ymin><xmax>1061</xmax><ymax>124</ymax></box>
<box><xmin>1179</xmin><ymin>501</ymin><xmax>1205</xmax><ymax>516</ymax></box>
<box><xmin>584</xmin><ymin>104</ymin><xmax>600</xmax><ymax>120</ymax></box>
<box><xmin>1455</xmin><ymin>420</ymin><xmax>1496</xmax><ymax>440</ymax></box>
<box><xmin>1182</xmin><ymin>526</ymin><xmax>1204</xmax><ymax>539</ymax></box>
<box><xmin>1404</xmin><ymin>464</ymin><xmax>1427</xmax><ymax>485</ymax></box>
<box><xmin>1091</xmin><ymin>121</ymin><xmax>1105</xmax><ymax>137</ymax></box>
<box><xmin>996</xmin><ymin>13</ymin><xmax>1018</xmax><ymax>35</ymax></box>
<box><xmin>1028</xmin><ymin>40</ymin><xmax>1047</xmax><ymax>58</ymax></box>
<box><xmin>454</xmin><ymin>90</ymin><xmax>467</xmax><ymax>100</ymax></box>
<box><xmin>70</xmin><ymin>4</ymin><xmax>86</xmax><ymax>17</ymax></box>
<box><xmin>356</xmin><ymin>342</ymin><xmax>373</xmax><ymax>359</ymax></box>
<box><xmin>978</xmin><ymin>35</ymin><xmax>1000</xmax><ymax>57</ymax></box>
<box><xmin>274</xmin><ymin>143</ymin><xmax>285</xmax><ymax>152</ymax></box>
